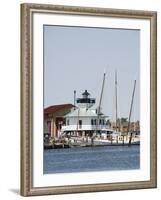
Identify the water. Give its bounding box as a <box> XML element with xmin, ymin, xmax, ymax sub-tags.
<box><xmin>43</xmin><ymin>145</ymin><xmax>140</xmax><ymax>174</ymax></box>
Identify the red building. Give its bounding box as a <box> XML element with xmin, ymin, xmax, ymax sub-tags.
<box><xmin>44</xmin><ymin>104</ymin><xmax>75</xmax><ymax>138</ymax></box>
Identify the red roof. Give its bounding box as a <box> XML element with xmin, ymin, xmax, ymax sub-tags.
<box><xmin>44</xmin><ymin>104</ymin><xmax>74</xmax><ymax>114</ymax></box>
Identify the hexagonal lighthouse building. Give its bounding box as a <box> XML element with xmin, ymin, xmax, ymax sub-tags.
<box><xmin>61</xmin><ymin>90</ymin><xmax>111</xmax><ymax>138</ymax></box>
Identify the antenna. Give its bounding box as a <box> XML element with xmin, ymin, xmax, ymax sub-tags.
<box><xmin>74</xmin><ymin>90</ymin><xmax>76</xmax><ymax>109</ymax></box>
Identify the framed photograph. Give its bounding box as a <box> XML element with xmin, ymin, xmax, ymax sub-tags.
<box><xmin>20</xmin><ymin>3</ymin><xmax>157</xmax><ymax>196</ymax></box>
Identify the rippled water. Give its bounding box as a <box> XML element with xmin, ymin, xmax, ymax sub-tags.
<box><xmin>43</xmin><ymin>145</ymin><xmax>140</xmax><ymax>174</ymax></box>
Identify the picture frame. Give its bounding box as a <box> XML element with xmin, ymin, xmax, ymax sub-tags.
<box><xmin>20</xmin><ymin>3</ymin><xmax>157</xmax><ymax>196</ymax></box>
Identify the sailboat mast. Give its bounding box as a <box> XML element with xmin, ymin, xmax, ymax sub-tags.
<box><xmin>94</xmin><ymin>72</ymin><xmax>106</xmax><ymax>144</ymax></box>
<box><xmin>98</xmin><ymin>72</ymin><xmax>106</xmax><ymax>115</ymax></box>
<box><xmin>128</xmin><ymin>80</ymin><xmax>136</xmax><ymax>146</ymax></box>
<box><xmin>115</xmin><ymin>71</ymin><xmax>118</xmax><ymax>132</ymax></box>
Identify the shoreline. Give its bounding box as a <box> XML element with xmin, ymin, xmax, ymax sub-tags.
<box><xmin>44</xmin><ymin>142</ymin><xmax>140</xmax><ymax>150</ymax></box>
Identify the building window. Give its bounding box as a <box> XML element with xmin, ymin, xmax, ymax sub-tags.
<box><xmin>79</xmin><ymin>120</ymin><xmax>82</xmax><ymax>129</ymax></box>
<box><xmin>91</xmin><ymin>119</ymin><xmax>97</xmax><ymax>125</ymax></box>
<box><xmin>98</xmin><ymin>119</ymin><xmax>105</xmax><ymax>125</ymax></box>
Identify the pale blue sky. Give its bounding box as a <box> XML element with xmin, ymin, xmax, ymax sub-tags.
<box><xmin>44</xmin><ymin>25</ymin><xmax>140</xmax><ymax>120</ymax></box>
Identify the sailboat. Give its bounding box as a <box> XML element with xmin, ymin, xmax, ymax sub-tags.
<box><xmin>59</xmin><ymin>70</ymin><xmax>140</xmax><ymax>147</ymax></box>
<box><xmin>111</xmin><ymin>73</ymin><xmax>140</xmax><ymax>145</ymax></box>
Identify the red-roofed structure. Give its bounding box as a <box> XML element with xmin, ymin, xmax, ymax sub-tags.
<box><xmin>44</xmin><ymin>104</ymin><xmax>75</xmax><ymax>138</ymax></box>
<box><xmin>44</xmin><ymin>104</ymin><xmax>74</xmax><ymax>115</ymax></box>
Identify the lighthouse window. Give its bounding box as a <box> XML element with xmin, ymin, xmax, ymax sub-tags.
<box><xmin>79</xmin><ymin>120</ymin><xmax>82</xmax><ymax>129</ymax></box>
<box><xmin>91</xmin><ymin>119</ymin><xmax>98</xmax><ymax>125</ymax></box>
<box><xmin>67</xmin><ymin>119</ymin><xmax>69</xmax><ymax>125</ymax></box>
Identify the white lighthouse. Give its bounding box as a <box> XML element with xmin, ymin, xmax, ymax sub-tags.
<box><xmin>61</xmin><ymin>89</ymin><xmax>112</xmax><ymax>138</ymax></box>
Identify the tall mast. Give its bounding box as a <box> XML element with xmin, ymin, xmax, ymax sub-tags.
<box><xmin>98</xmin><ymin>72</ymin><xmax>106</xmax><ymax>115</ymax></box>
<box><xmin>115</xmin><ymin>70</ymin><xmax>118</xmax><ymax>132</ymax></box>
<box><xmin>92</xmin><ymin>72</ymin><xmax>106</xmax><ymax>145</ymax></box>
<box><xmin>128</xmin><ymin>80</ymin><xmax>136</xmax><ymax>146</ymax></box>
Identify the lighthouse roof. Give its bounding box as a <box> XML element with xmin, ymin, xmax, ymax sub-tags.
<box><xmin>65</xmin><ymin>107</ymin><xmax>108</xmax><ymax>118</ymax></box>
<box><xmin>82</xmin><ymin>89</ymin><xmax>90</xmax><ymax>96</ymax></box>
<box><xmin>65</xmin><ymin>107</ymin><xmax>98</xmax><ymax>117</ymax></box>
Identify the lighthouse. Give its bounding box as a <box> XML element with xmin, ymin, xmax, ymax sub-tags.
<box><xmin>61</xmin><ymin>89</ymin><xmax>110</xmax><ymax>138</ymax></box>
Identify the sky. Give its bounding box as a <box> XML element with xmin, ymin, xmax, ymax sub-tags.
<box><xmin>44</xmin><ymin>25</ymin><xmax>140</xmax><ymax>121</ymax></box>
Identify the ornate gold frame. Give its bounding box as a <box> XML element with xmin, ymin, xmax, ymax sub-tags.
<box><xmin>20</xmin><ymin>3</ymin><xmax>157</xmax><ymax>196</ymax></box>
